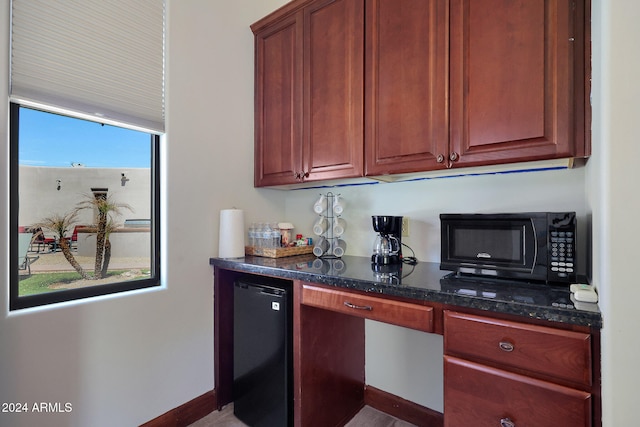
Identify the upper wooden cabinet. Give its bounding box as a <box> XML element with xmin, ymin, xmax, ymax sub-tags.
<box><xmin>366</xmin><ymin>0</ymin><xmax>588</xmax><ymax>175</ymax></box>
<box><xmin>448</xmin><ymin>0</ymin><xmax>588</xmax><ymax>169</ymax></box>
<box><xmin>252</xmin><ymin>0</ymin><xmax>364</xmax><ymax>187</ymax></box>
<box><xmin>252</xmin><ymin>11</ymin><xmax>301</xmax><ymax>187</ymax></box>
<box><xmin>253</xmin><ymin>0</ymin><xmax>590</xmax><ymax>186</ymax></box>
<box><xmin>365</xmin><ymin>0</ymin><xmax>449</xmax><ymax>175</ymax></box>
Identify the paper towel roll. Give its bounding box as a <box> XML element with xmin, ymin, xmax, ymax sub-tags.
<box><xmin>218</xmin><ymin>209</ymin><xmax>245</xmax><ymax>258</ymax></box>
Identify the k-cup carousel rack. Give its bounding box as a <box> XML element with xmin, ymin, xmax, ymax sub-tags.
<box><xmin>312</xmin><ymin>192</ymin><xmax>346</xmax><ymax>258</ymax></box>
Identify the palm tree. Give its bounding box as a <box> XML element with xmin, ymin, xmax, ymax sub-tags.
<box><xmin>76</xmin><ymin>193</ymin><xmax>132</xmax><ymax>279</ymax></box>
<box><xmin>35</xmin><ymin>211</ymin><xmax>90</xmax><ymax>280</ymax></box>
<box><xmin>100</xmin><ymin>219</ymin><xmax>120</xmax><ymax>278</ymax></box>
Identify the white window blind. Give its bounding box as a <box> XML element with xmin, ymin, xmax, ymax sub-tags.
<box><xmin>10</xmin><ymin>0</ymin><xmax>165</xmax><ymax>133</ymax></box>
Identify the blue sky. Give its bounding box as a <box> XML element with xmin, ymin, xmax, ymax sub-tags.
<box><xmin>18</xmin><ymin>107</ymin><xmax>151</xmax><ymax>168</ymax></box>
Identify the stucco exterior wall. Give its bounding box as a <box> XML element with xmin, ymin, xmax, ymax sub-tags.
<box><xmin>18</xmin><ymin>166</ymin><xmax>151</xmax><ymax>229</ymax></box>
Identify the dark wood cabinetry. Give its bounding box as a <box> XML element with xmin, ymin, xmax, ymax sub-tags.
<box><xmin>444</xmin><ymin>311</ymin><xmax>594</xmax><ymax>427</ymax></box>
<box><xmin>444</xmin><ymin>311</ymin><xmax>592</xmax><ymax>387</ymax></box>
<box><xmin>364</xmin><ymin>0</ymin><xmax>448</xmax><ymax>175</ymax></box>
<box><xmin>252</xmin><ymin>11</ymin><xmax>301</xmax><ymax>187</ymax></box>
<box><xmin>444</xmin><ymin>356</ymin><xmax>591</xmax><ymax>427</ymax></box>
<box><xmin>366</xmin><ymin>0</ymin><xmax>588</xmax><ymax>175</ymax></box>
<box><xmin>296</xmin><ymin>282</ymin><xmax>439</xmax><ymax>427</ymax></box>
<box><xmin>295</xmin><ymin>299</ymin><xmax>366</xmax><ymax>426</ymax></box>
<box><xmin>212</xmin><ymin>261</ymin><xmax>601</xmax><ymax>427</ymax></box>
<box><xmin>448</xmin><ymin>0</ymin><xmax>588</xmax><ymax>169</ymax></box>
<box><xmin>302</xmin><ymin>283</ymin><xmax>434</xmax><ymax>332</ymax></box>
<box><xmin>252</xmin><ymin>0</ymin><xmax>364</xmax><ymax>187</ymax></box>
<box><xmin>253</xmin><ymin>0</ymin><xmax>590</xmax><ymax>186</ymax></box>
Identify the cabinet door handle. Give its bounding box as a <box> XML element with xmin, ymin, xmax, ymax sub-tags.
<box><xmin>500</xmin><ymin>417</ymin><xmax>516</xmax><ymax>427</ymax></box>
<box><xmin>499</xmin><ymin>341</ymin><xmax>515</xmax><ymax>352</ymax></box>
<box><xmin>344</xmin><ymin>301</ymin><xmax>373</xmax><ymax>311</ymax></box>
<box><xmin>449</xmin><ymin>151</ymin><xmax>459</xmax><ymax>162</ymax></box>
<box><xmin>293</xmin><ymin>171</ymin><xmax>309</xmax><ymax>181</ymax></box>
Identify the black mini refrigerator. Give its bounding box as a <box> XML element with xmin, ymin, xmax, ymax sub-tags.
<box><xmin>233</xmin><ymin>279</ymin><xmax>292</xmax><ymax>426</ymax></box>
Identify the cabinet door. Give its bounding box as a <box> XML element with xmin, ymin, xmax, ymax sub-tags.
<box><xmin>449</xmin><ymin>0</ymin><xmax>580</xmax><ymax>167</ymax></box>
<box><xmin>303</xmin><ymin>0</ymin><xmax>364</xmax><ymax>182</ymax></box>
<box><xmin>364</xmin><ymin>0</ymin><xmax>448</xmax><ymax>176</ymax></box>
<box><xmin>444</xmin><ymin>356</ymin><xmax>592</xmax><ymax>427</ymax></box>
<box><xmin>254</xmin><ymin>13</ymin><xmax>303</xmax><ymax>187</ymax></box>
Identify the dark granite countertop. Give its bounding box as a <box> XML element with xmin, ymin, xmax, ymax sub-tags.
<box><xmin>210</xmin><ymin>255</ymin><xmax>602</xmax><ymax>329</ymax></box>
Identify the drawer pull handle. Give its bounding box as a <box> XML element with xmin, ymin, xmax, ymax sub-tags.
<box><xmin>344</xmin><ymin>301</ymin><xmax>373</xmax><ymax>311</ymax></box>
<box><xmin>499</xmin><ymin>341</ymin><xmax>515</xmax><ymax>352</ymax></box>
<box><xmin>500</xmin><ymin>417</ymin><xmax>515</xmax><ymax>427</ymax></box>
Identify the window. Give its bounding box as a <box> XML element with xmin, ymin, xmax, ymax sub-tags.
<box><xmin>9</xmin><ymin>0</ymin><xmax>164</xmax><ymax>310</ymax></box>
<box><xmin>10</xmin><ymin>104</ymin><xmax>161</xmax><ymax>310</ymax></box>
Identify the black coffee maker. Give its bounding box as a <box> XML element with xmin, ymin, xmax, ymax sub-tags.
<box><xmin>371</xmin><ymin>216</ymin><xmax>403</xmax><ymax>265</ymax></box>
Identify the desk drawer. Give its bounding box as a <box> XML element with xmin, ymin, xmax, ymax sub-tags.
<box><xmin>302</xmin><ymin>284</ymin><xmax>433</xmax><ymax>333</ymax></box>
<box><xmin>444</xmin><ymin>356</ymin><xmax>591</xmax><ymax>427</ymax></box>
<box><xmin>444</xmin><ymin>311</ymin><xmax>591</xmax><ymax>387</ymax></box>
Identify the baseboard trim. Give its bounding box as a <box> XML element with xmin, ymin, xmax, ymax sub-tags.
<box><xmin>364</xmin><ymin>385</ymin><xmax>443</xmax><ymax>427</ymax></box>
<box><xmin>140</xmin><ymin>390</ymin><xmax>217</xmax><ymax>427</ymax></box>
<box><xmin>140</xmin><ymin>386</ymin><xmax>441</xmax><ymax>426</ymax></box>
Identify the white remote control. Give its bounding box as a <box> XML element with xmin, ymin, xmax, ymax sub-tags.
<box><xmin>573</xmin><ymin>288</ymin><xmax>598</xmax><ymax>303</ymax></box>
<box><xmin>570</xmin><ymin>283</ymin><xmax>594</xmax><ymax>293</ymax></box>
<box><xmin>569</xmin><ymin>283</ymin><xmax>598</xmax><ymax>303</ymax></box>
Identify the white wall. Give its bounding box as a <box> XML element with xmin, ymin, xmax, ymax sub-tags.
<box><xmin>1</xmin><ymin>0</ymin><xmax>637</xmax><ymax>425</ymax></box>
<box><xmin>0</xmin><ymin>1</ymin><xmax>288</xmax><ymax>426</ymax></box>
<box><xmin>589</xmin><ymin>1</ymin><xmax>640</xmax><ymax>426</ymax></box>
<box><xmin>284</xmin><ymin>169</ymin><xmax>589</xmax><ymax>265</ymax></box>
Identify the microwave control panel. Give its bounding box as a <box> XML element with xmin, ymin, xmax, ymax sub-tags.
<box><xmin>548</xmin><ymin>213</ymin><xmax>576</xmax><ymax>282</ymax></box>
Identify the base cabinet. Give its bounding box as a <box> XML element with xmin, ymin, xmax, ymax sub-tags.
<box><xmin>444</xmin><ymin>356</ymin><xmax>591</xmax><ymax>427</ymax></box>
<box><xmin>212</xmin><ymin>266</ymin><xmax>600</xmax><ymax>427</ymax></box>
<box><xmin>296</xmin><ymin>305</ymin><xmax>365</xmax><ymax>427</ymax></box>
<box><xmin>443</xmin><ymin>311</ymin><xmax>594</xmax><ymax>427</ymax></box>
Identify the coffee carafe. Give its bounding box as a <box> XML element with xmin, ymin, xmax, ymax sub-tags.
<box><xmin>371</xmin><ymin>216</ymin><xmax>403</xmax><ymax>265</ymax></box>
<box><xmin>373</xmin><ymin>234</ymin><xmax>400</xmax><ymax>259</ymax></box>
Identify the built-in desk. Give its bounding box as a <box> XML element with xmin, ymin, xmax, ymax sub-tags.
<box><xmin>210</xmin><ymin>255</ymin><xmax>602</xmax><ymax>427</ymax></box>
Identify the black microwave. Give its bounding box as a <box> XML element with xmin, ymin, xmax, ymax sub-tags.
<box><xmin>440</xmin><ymin>212</ymin><xmax>577</xmax><ymax>284</ymax></box>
